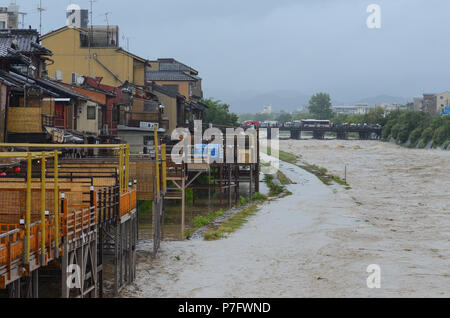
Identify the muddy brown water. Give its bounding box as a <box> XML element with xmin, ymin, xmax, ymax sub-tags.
<box><xmin>138</xmin><ymin>185</ymin><xmax>260</xmax><ymax>241</ymax></box>
<box><xmin>122</xmin><ymin>140</ymin><xmax>449</xmax><ymax>298</ymax></box>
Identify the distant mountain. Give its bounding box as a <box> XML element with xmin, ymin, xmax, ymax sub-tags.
<box><xmin>226</xmin><ymin>90</ymin><xmax>311</xmax><ymax>114</ymax></box>
<box><xmin>220</xmin><ymin>90</ymin><xmax>411</xmax><ymax>114</ymax></box>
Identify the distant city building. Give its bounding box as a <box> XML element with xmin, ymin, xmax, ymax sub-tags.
<box><xmin>413</xmin><ymin>97</ymin><xmax>423</xmax><ymax>111</ymax></box>
<box><xmin>332</xmin><ymin>103</ymin><xmax>369</xmax><ymax>115</ymax></box>
<box><xmin>422</xmin><ymin>94</ymin><xmax>437</xmax><ymax>115</ymax></box>
<box><xmin>436</xmin><ymin>91</ymin><xmax>450</xmax><ymax>114</ymax></box>
<box><xmin>421</xmin><ymin>92</ymin><xmax>450</xmax><ymax>115</ymax></box>
<box><xmin>379</xmin><ymin>103</ymin><xmax>408</xmax><ymax>114</ymax></box>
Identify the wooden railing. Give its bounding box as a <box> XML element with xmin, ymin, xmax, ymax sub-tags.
<box><xmin>0</xmin><ymin>219</ymin><xmax>58</xmax><ymax>289</ymax></box>
<box><xmin>119</xmin><ymin>186</ymin><xmax>137</xmax><ymax>219</ymax></box>
<box><xmin>63</xmin><ymin>205</ymin><xmax>97</xmax><ymax>243</ymax></box>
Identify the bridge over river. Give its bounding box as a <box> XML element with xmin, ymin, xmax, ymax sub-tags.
<box><xmin>264</xmin><ymin>125</ymin><xmax>382</xmax><ymax>140</ymax></box>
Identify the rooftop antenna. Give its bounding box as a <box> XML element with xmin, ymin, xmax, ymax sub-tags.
<box><xmin>19</xmin><ymin>12</ymin><xmax>27</xmax><ymax>29</ymax></box>
<box><xmin>88</xmin><ymin>0</ymin><xmax>97</xmax><ymax>77</ymax></box>
<box><xmin>89</xmin><ymin>0</ymin><xmax>97</xmax><ymax>30</ymax></box>
<box><xmin>122</xmin><ymin>35</ymin><xmax>134</xmax><ymax>51</ymax></box>
<box><xmin>37</xmin><ymin>0</ymin><xmax>46</xmax><ymax>34</ymax></box>
<box><xmin>104</xmin><ymin>12</ymin><xmax>111</xmax><ymax>27</ymax></box>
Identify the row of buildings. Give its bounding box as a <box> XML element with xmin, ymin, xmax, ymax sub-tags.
<box><xmin>333</xmin><ymin>94</ymin><xmax>450</xmax><ymax>117</ymax></box>
<box><xmin>413</xmin><ymin>92</ymin><xmax>450</xmax><ymax>116</ymax></box>
<box><xmin>0</xmin><ymin>4</ymin><xmax>208</xmax><ymax>153</ymax></box>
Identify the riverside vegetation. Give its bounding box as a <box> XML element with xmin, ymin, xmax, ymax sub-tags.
<box><xmin>335</xmin><ymin>108</ymin><xmax>450</xmax><ymax>149</ymax></box>
<box><xmin>381</xmin><ymin>110</ymin><xmax>450</xmax><ymax>149</ymax></box>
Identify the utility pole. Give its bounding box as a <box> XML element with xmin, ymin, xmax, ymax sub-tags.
<box><xmin>88</xmin><ymin>0</ymin><xmax>97</xmax><ymax>77</ymax></box>
<box><xmin>89</xmin><ymin>0</ymin><xmax>96</xmax><ymax>31</ymax></box>
<box><xmin>37</xmin><ymin>0</ymin><xmax>45</xmax><ymax>35</ymax></box>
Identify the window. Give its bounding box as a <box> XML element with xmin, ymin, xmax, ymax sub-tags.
<box><xmin>143</xmin><ymin>136</ymin><xmax>154</xmax><ymax>146</ymax></box>
<box><xmin>144</xmin><ymin>101</ymin><xmax>158</xmax><ymax>112</ymax></box>
<box><xmin>87</xmin><ymin>106</ymin><xmax>96</xmax><ymax>120</ymax></box>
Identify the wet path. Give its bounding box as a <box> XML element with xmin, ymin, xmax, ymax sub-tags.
<box><xmin>123</xmin><ymin>151</ymin><xmax>449</xmax><ymax>298</ymax></box>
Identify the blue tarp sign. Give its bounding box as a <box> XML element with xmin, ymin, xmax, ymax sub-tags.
<box><xmin>194</xmin><ymin>144</ymin><xmax>223</xmax><ymax>160</ymax></box>
<box><xmin>444</xmin><ymin>106</ymin><xmax>450</xmax><ymax>115</ymax></box>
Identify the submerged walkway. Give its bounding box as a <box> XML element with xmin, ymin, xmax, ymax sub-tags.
<box><xmin>123</xmin><ymin>158</ymin><xmax>449</xmax><ymax>298</ymax></box>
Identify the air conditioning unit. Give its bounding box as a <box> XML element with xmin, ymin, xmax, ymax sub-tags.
<box><xmin>72</xmin><ymin>73</ymin><xmax>85</xmax><ymax>86</ymax></box>
<box><xmin>55</xmin><ymin>70</ymin><xmax>63</xmax><ymax>81</ymax></box>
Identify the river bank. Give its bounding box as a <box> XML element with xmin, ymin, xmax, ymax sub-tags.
<box><xmin>122</xmin><ymin>139</ymin><xmax>449</xmax><ymax>297</ymax></box>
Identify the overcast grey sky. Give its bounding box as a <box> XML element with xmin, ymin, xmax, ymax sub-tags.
<box><xmin>13</xmin><ymin>0</ymin><xmax>450</xmax><ymax>107</ymax></box>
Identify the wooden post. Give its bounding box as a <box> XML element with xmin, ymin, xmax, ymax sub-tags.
<box><xmin>256</xmin><ymin>130</ymin><xmax>260</xmax><ymax>193</ymax></box>
<box><xmin>26</xmin><ymin>153</ymin><xmax>32</xmax><ymax>265</ymax></box>
<box><xmin>249</xmin><ymin>165</ymin><xmax>253</xmax><ymax>199</ymax></box>
<box><xmin>161</xmin><ymin>144</ymin><xmax>167</xmax><ymax>193</ymax></box>
<box><xmin>125</xmin><ymin>144</ymin><xmax>130</xmax><ymax>191</ymax></box>
<box><xmin>119</xmin><ymin>145</ymin><xmax>124</xmax><ymax>193</ymax></box>
<box><xmin>54</xmin><ymin>150</ymin><xmax>59</xmax><ymax>255</ymax></box>
<box><xmin>40</xmin><ymin>152</ymin><xmax>46</xmax><ymax>265</ymax></box>
<box><xmin>219</xmin><ymin>165</ymin><xmax>223</xmax><ymax>205</ymax></box>
<box><xmin>181</xmin><ymin>174</ymin><xmax>185</xmax><ymax>239</ymax></box>
<box><xmin>154</xmin><ymin>126</ymin><xmax>160</xmax><ymax>198</ymax></box>
<box><xmin>228</xmin><ymin>164</ymin><xmax>232</xmax><ymax>209</ymax></box>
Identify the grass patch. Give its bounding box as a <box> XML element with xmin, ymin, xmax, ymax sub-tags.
<box><xmin>277</xmin><ymin>170</ymin><xmax>292</xmax><ymax>185</ymax></box>
<box><xmin>204</xmin><ymin>205</ymin><xmax>260</xmax><ymax>241</ymax></box>
<box><xmin>278</xmin><ymin>150</ymin><xmax>301</xmax><ymax>164</ymax></box>
<box><xmin>276</xmin><ymin>149</ymin><xmax>349</xmax><ymax>187</ymax></box>
<box><xmin>264</xmin><ymin>174</ymin><xmax>285</xmax><ymax>196</ymax></box>
<box><xmin>138</xmin><ymin>200</ymin><xmax>153</xmax><ymax>213</ymax></box>
<box><xmin>185</xmin><ymin>209</ymin><xmax>225</xmax><ymax>238</ymax></box>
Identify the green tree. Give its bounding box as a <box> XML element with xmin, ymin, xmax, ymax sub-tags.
<box><xmin>308</xmin><ymin>93</ymin><xmax>333</xmax><ymax>120</ymax></box>
<box><xmin>292</xmin><ymin>112</ymin><xmax>310</xmax><ymax>121</ymax></box>
<box><xmin>275</xmin><ymin>111</ymin><xmax>293</xmax><ymax>123</ymax></box>
<box><xmin>365</xmin><ymin>107</ymin><xmax>386</xmax><ymax>125</ymax></box>
<box><xmin>202</xmin><ymin>98</ymin><xmax>239</xmax><ymax>127</ymax></box>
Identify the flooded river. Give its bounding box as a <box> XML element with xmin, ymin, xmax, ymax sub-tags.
<box><xmin>123</xmin><ymin>140</ymin><xmax>449</xmax><ymax>298</ymax></box>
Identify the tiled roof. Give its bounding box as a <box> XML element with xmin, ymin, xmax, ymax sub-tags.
<box><xmin>0</xmin><ymin>70</ymin><xmax>91</xmax><ymax>101</ymax></box>
<box><xmin>0</xmin><ymin>29</ymin><xmax>52</xmax><ymax>56</ymax></box>
<box><xmin>0</xmin><ymin>70</ymin><xmax>57</xmax><ymax>96</ymax></box>
<box><xmin>146</xmin><ymin>71</ymin><xmax>197</xmax><ymax>82</ymax></box>
<box><xmin>158</xmin><ymin>59</ymin><xmax>193</xmax><ymax>72</ymax></box>
<box><xmin>35</xmin><ymin>78</ymin><xmax>89</xmax><ymax>100</ymax></box>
